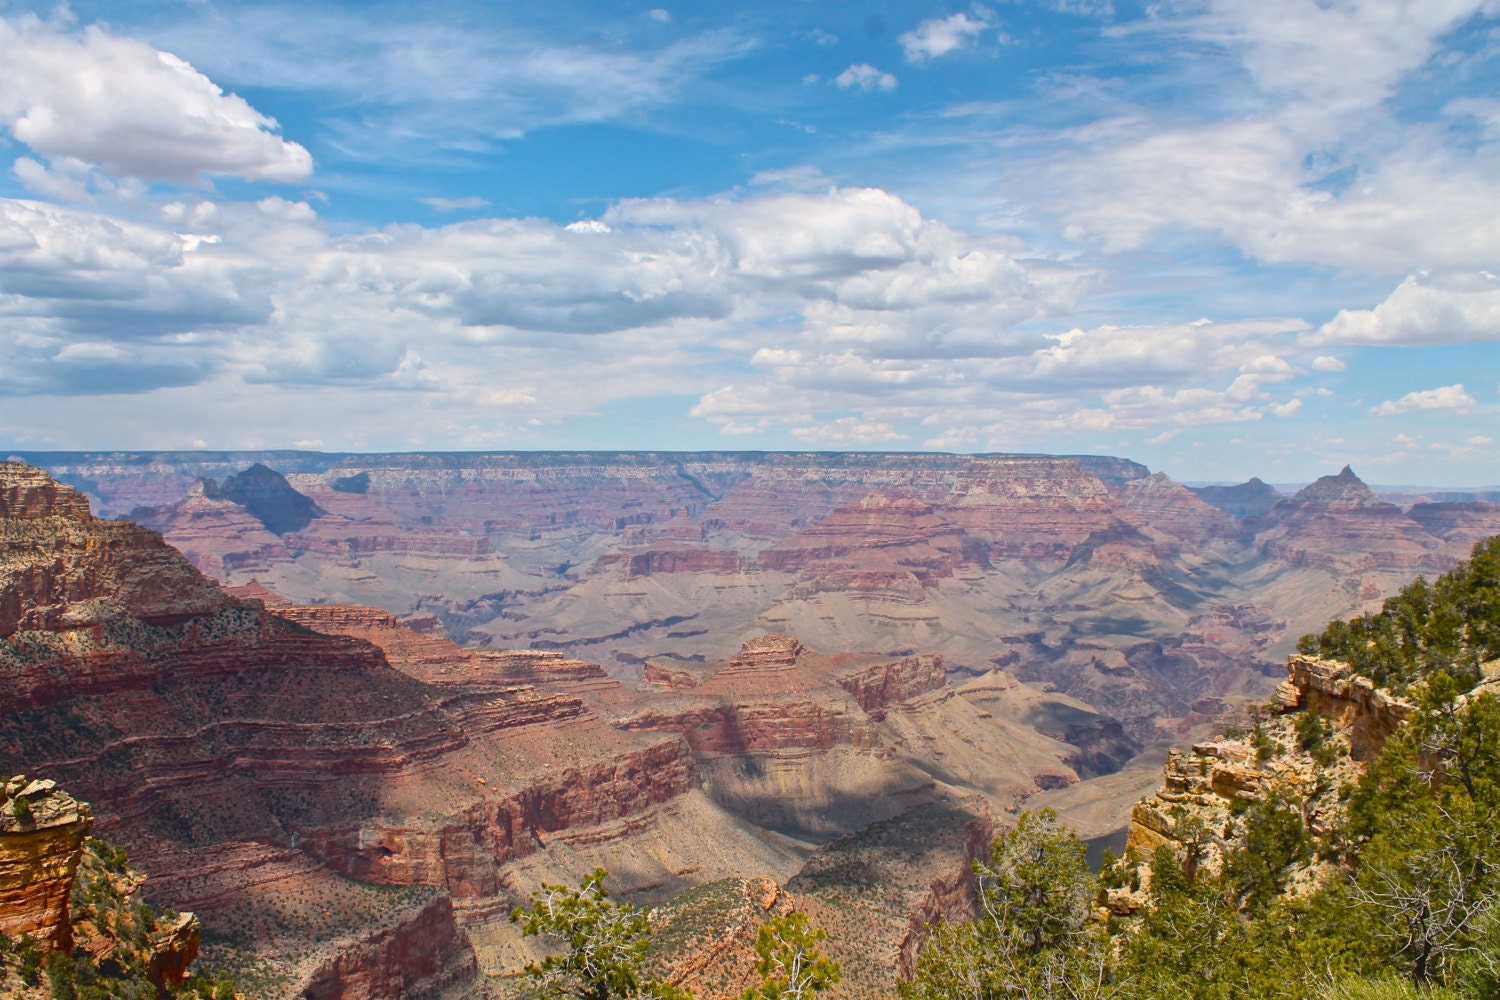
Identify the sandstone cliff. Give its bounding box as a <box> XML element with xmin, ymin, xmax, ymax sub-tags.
<box><xmin>1118</xmin><ymin>652</ymin><xmax>1402</xmax><ymax>909</ymax></box>
<box><xmin>0</xmin><ymin>777</ymin><xmax>91</xmax><ymax>950</ymax></box>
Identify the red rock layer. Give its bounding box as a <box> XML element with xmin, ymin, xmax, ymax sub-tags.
<box><xmin>837</xmin><ymin>655</ymin><xmax>947</xmax><ymax>719</ymax></box>
<box><xmin>1254</xmin><ymin>466</ymin><xmax>1449</xmax><ymax>574</ymax></box>
<box><xmin>301</xmin><ymin>895</ymin><xmax>480</xmax><ymax>1000</ymax></box>
<box><xmin>0</xmin><ymin>463</ymin><xmax>713</xmax><ymax>998</ymax></box>
<box><xmin>757</xmin><ymin>493</ymin><xmax>969</xmax><ymax>584</ymax></box>
<box><xmin>1109</xmin><ymin>472</ymin><xmax>1238</xmax><ymax>544</ymax></box>
<box><xmin>1405</xmin><ymin>502</ymin><xmax>1500</xmax><ymax>548</ymax></box>
<box><xmin>271</xmin><ymin>603</ymin><xmax>623</xmax><ymax>703</ymax></box>
<box><xmin>297</xmin><ymin>738</ymin><xmax>695</xmax><ymax>894</ymax></box>
<box><xmin>625</xmin><ymin>546</ymin><xmax>741</xmax><ymax>577</ymax></box>
<box><xmin>1</xmin><ymin>462</ymin><xmax>230</xmax><ymax>636</ymax></box>
<box><xmin>620</xmin><ymin>636</ymin><xmax>945</xmax><ymax>753</ymax></box>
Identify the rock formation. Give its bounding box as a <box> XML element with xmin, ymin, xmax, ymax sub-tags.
<box><xmin>1117</xmin><ymin>651</ymin><xmax>1405</xmax><ymax>910</ymax></box>
<box><xmin>0</xmin><ymin>462</ymin><xmax>818</xmax><ymax>997</ymax></box>
<box><xmin>787</xmin><ymin>798</ymin><xmax>994</xmax><ymax>998</ymax></box>
<box><xmin>1189</xmin><ymin>477</ymin><xmax>1283</xmax><ymax>520</ymax></box>
<box><xmin>0</xmin><ymin>777</ymin><xmax>92</xmax><ymax>950</ymax></box>
<box><xmin>209</xmin><ymin>462</ymin><xmax>323</xmax><ymax>534</ymax></box>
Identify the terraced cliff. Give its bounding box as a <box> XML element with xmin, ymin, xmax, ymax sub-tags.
<box><xmin>0</xmin><ymin>463</ymin><xmax>811</xmax><ymax>997</ymax></box>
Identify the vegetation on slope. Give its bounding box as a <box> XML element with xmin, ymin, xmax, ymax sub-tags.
<box><xmin>0</xmin><ymin>837</ymin><xmax>240</xmax><ymax>1000</ymax></box>
<box><xmin>899</xmin><ymin>535</ymin><xmax>1500</xmax><ymax>999</ymax></box>
<box><xmin>1299</xmin><ymin>536</ymin><xmax>1500</xmax><ymax>693</ymax></box>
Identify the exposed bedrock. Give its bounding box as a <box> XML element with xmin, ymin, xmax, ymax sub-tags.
<box><xmin>297</xmin><ymin>738</ymin><xmax>696</xmax><ymax>895</ymax></box>
<box><xmin>0</xmin><ymin>777</ymin><xmax>92</xmax><ymax>950</ymax></box>
<box><xmin>301</xmin><ymin>895</ymin><xmax>480</xmax><ymax>1000</ymax></box>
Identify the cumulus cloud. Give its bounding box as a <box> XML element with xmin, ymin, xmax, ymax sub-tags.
<box><xmin>1370</xmin><ymin>384</ymin><xmax>1477</xmax><ymax>416</ymax></box>
<box><xmin>899</xmin><ymin>13</ymin><xmax>988</xmax><ymax>62</ymax></box>
<box><xmin>0</xmin><ymin>14</ymin><xmax>312</xmax><ymax>184</ymax></box>
<box><xmin>1311</xmin><ymin>355</ymin><xmax>1346</xmax><ymax>371</ymax></box>
<box><xmin>1312</xmin><ymin>272</ymin><xmax>1500</xmax><ymax>346</ymax></box>
<box><xmin>835</xmin><ymin>64</ymin><xmax>898</xmax><ymax>92</ymax></box>
<box><xmin>0</xmin><ymin>185</ymin><xmax>1081</xmax><ymax>408</ymax></box>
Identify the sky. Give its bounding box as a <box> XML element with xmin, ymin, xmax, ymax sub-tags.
<box><xmin>0</xmin><ymin>1</ymin><xmax>1497</xmax><ymax>485</ymax></box>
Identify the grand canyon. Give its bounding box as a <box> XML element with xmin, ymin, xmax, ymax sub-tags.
<box><xmin>4</xmin><ymin>452</ymin><xmax>1497</xmax><ymax>998</ymax></box>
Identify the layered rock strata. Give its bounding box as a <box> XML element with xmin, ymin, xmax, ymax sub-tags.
<box><xmin>0</xmin><ymin>777</ymin><xmax>92</xmax><ymax>950</ymax></box>
<box><xmin>1</xmin><ymin>463</ymin><xmax>771</xmax><ymax>998</ymax></box>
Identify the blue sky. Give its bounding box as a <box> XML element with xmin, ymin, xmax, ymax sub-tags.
<box><xmin>0</xmin><ymin>0</ymin><xmax>1497</xmax><ymax>485</ymax></box>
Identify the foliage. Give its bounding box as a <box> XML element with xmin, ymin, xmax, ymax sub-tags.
<box><xmin>1298</xmin><ymin>536</ymin><xmax>1500</xmax><ymax>693</ymax></box>
<box><xmin>1223</xmin><ymin>792</ymin><xmax>1312</xmax><ymax>913</ymax></box>
<box><xmin>742</xmin><ymin>912</ymin><xmax>839</xmax><ymax>1000</ymax></box>
<box><xmin>511</xmin><ymin>867</ymin><xmax>690</xmax><ymax>1000</ymax></box>
<box><xmin>0</xmin><ymin>836</ymin><xmax>245</xmax><ymax>1000</ymax></box>
<box><xmin>901</xmin><ymin>809</ymin><xmax>1112</xmax><ymax>1000</ymax></box>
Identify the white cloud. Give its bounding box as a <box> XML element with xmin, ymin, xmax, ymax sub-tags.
<box><xmin>788</xmin><ymin>418</ymin><xmax>907</xmax><ymax>445</ymax></box>
<box><xmin>1179</xmin><ymin>0</ymin><xmax>1489</xmax><ymax>122</ymax></box>
<box><xmin>1312</xmin><ymin>272</ymin><xmax>1500</xmax><ymax>346</ymax></box>
<box><xmin>141</xmin><ymin>7</ymin><xmax>754</xmax><ymax>160</ymax></box>
<box><xmin>0</xmin><ymin>14</ymin><xmax>311</xmax><ymax>184</ymax></box>
<box><xmin>835</xmin><ymin>64</ymin><xmax>898</xmax><ymax>92</ymax></box>
<box><xmin>1370</xmin><ymin>384</ymin><xmax>1477</xmax><ymax>416</ymax></box>
<box><xmin>647</xmin><ymin>9</ymin><xmax>672</xmax><ymax>24</ymax></box>
<box><xmin>421</xmin><ymin>196</ymin><xmax>491</xmax><ymax>212</ymax></box>
<box><xmin>899</xmin><ymin>13</ymin><xmax>987</xmax><ymax>62</ymax></box>
<box><xmin>1311</xmin><ymin>355</ymin><xmax>1346</xmax><ymax>371</ymax></box>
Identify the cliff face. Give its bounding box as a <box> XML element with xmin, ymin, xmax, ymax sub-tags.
<box><xmin>618</xmin><ymin>635</ymin><xmax>1069</xmax><ymax>841</ymax></box>
<box><xmin>3</xmin><ymin>463</ymin><xmax>793</xmax><ymax>998</ymax></box>
<box><xmin>0</xmin><ymin>462</ymin><xmax>229</xmax><ymax>638</ymax></box>
<box><xmin>301</xmin><ymin>895</ymin><xmax>479</xmax><ymax>1000</ymax></box>
<box><xmin>1272</xmin><ymin>654</ymin><xmax>1413</xmax><ymax>761</ymax></box>
<box><xmin>37</xmin><ymin>450</ymin><xmax>1486</xmax><ymax>761</ymax></box>
<box><xmin>0</xmin><ymin>778</ymin><xmax>92</xmax><ymax>950</ymax></box>
<box><xmin>1119</xmin><ymin>651</ymin><xmax>1398</xmax><ymax>908</ymax></box>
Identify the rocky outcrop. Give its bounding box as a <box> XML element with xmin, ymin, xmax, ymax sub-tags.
<box><xmin>0</xmin><ymin>462</ymin><xmax>230</xmax><ymax>637</ymax></box>
<box><xmin>836</xmin><ymin>654</ymin><xmax>947</xmax><ymax>719</ymax></box>
<box><xmin>0</xmin><ymin>777</ymin><xmax>91</xmax><ymax>950</ymax></box>
<box><xmin>1190</xmin><ymin>478</ymin><xmax>1282</xmax><ymax>520</ymax></box>
<box><xmin>144</xmin><ymin>912</ymin><xmax>201</xmax><ymax>989</ymax></box>
<box><xmin>0</xmin><ymin>464</ymin><xmax>94</xmax><ymax>521</ymax></box>
<box><xmin>1119</xmin><ymin>650</ymin><xmax>1402</xmax><ymax>910</ymax></box>
<box><xmin>1254</xmin><ymin>466</ymin><xmax>1447</xmax><ymax>574</ymax></box>
<box><xmin>301</xmin><ymin>895</ymin><xmax>479</xmax><ymax>1000</ymax></box>
<box><xmin>209</xmin><ymin>463</ymin><xmax>324</xmax><ymax>535</ymax></box>
<box><xmin>647</xmin><ymin>876</ymin><xmax>795</xmax><ymax>1000</ymax></box>
<box><xmin>1272</xmin><ymin>654</ymin><xmax>1413</xmax><ymax>761</ymax></box>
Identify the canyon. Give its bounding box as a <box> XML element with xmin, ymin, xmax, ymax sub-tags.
<box><xmin>26</xmin><ymin>452</ymin><xmax>1497</xmax><ymax>739</ymax></box>
<box><xmin>1</xmin><ymin>461</ymin><xmax>1044</xmax><ymax>998</ymax></box>
<box><xmin>5</xmin><ymin>452</ymin><xmax>1497</xmax><ymax>997</ymax></box>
